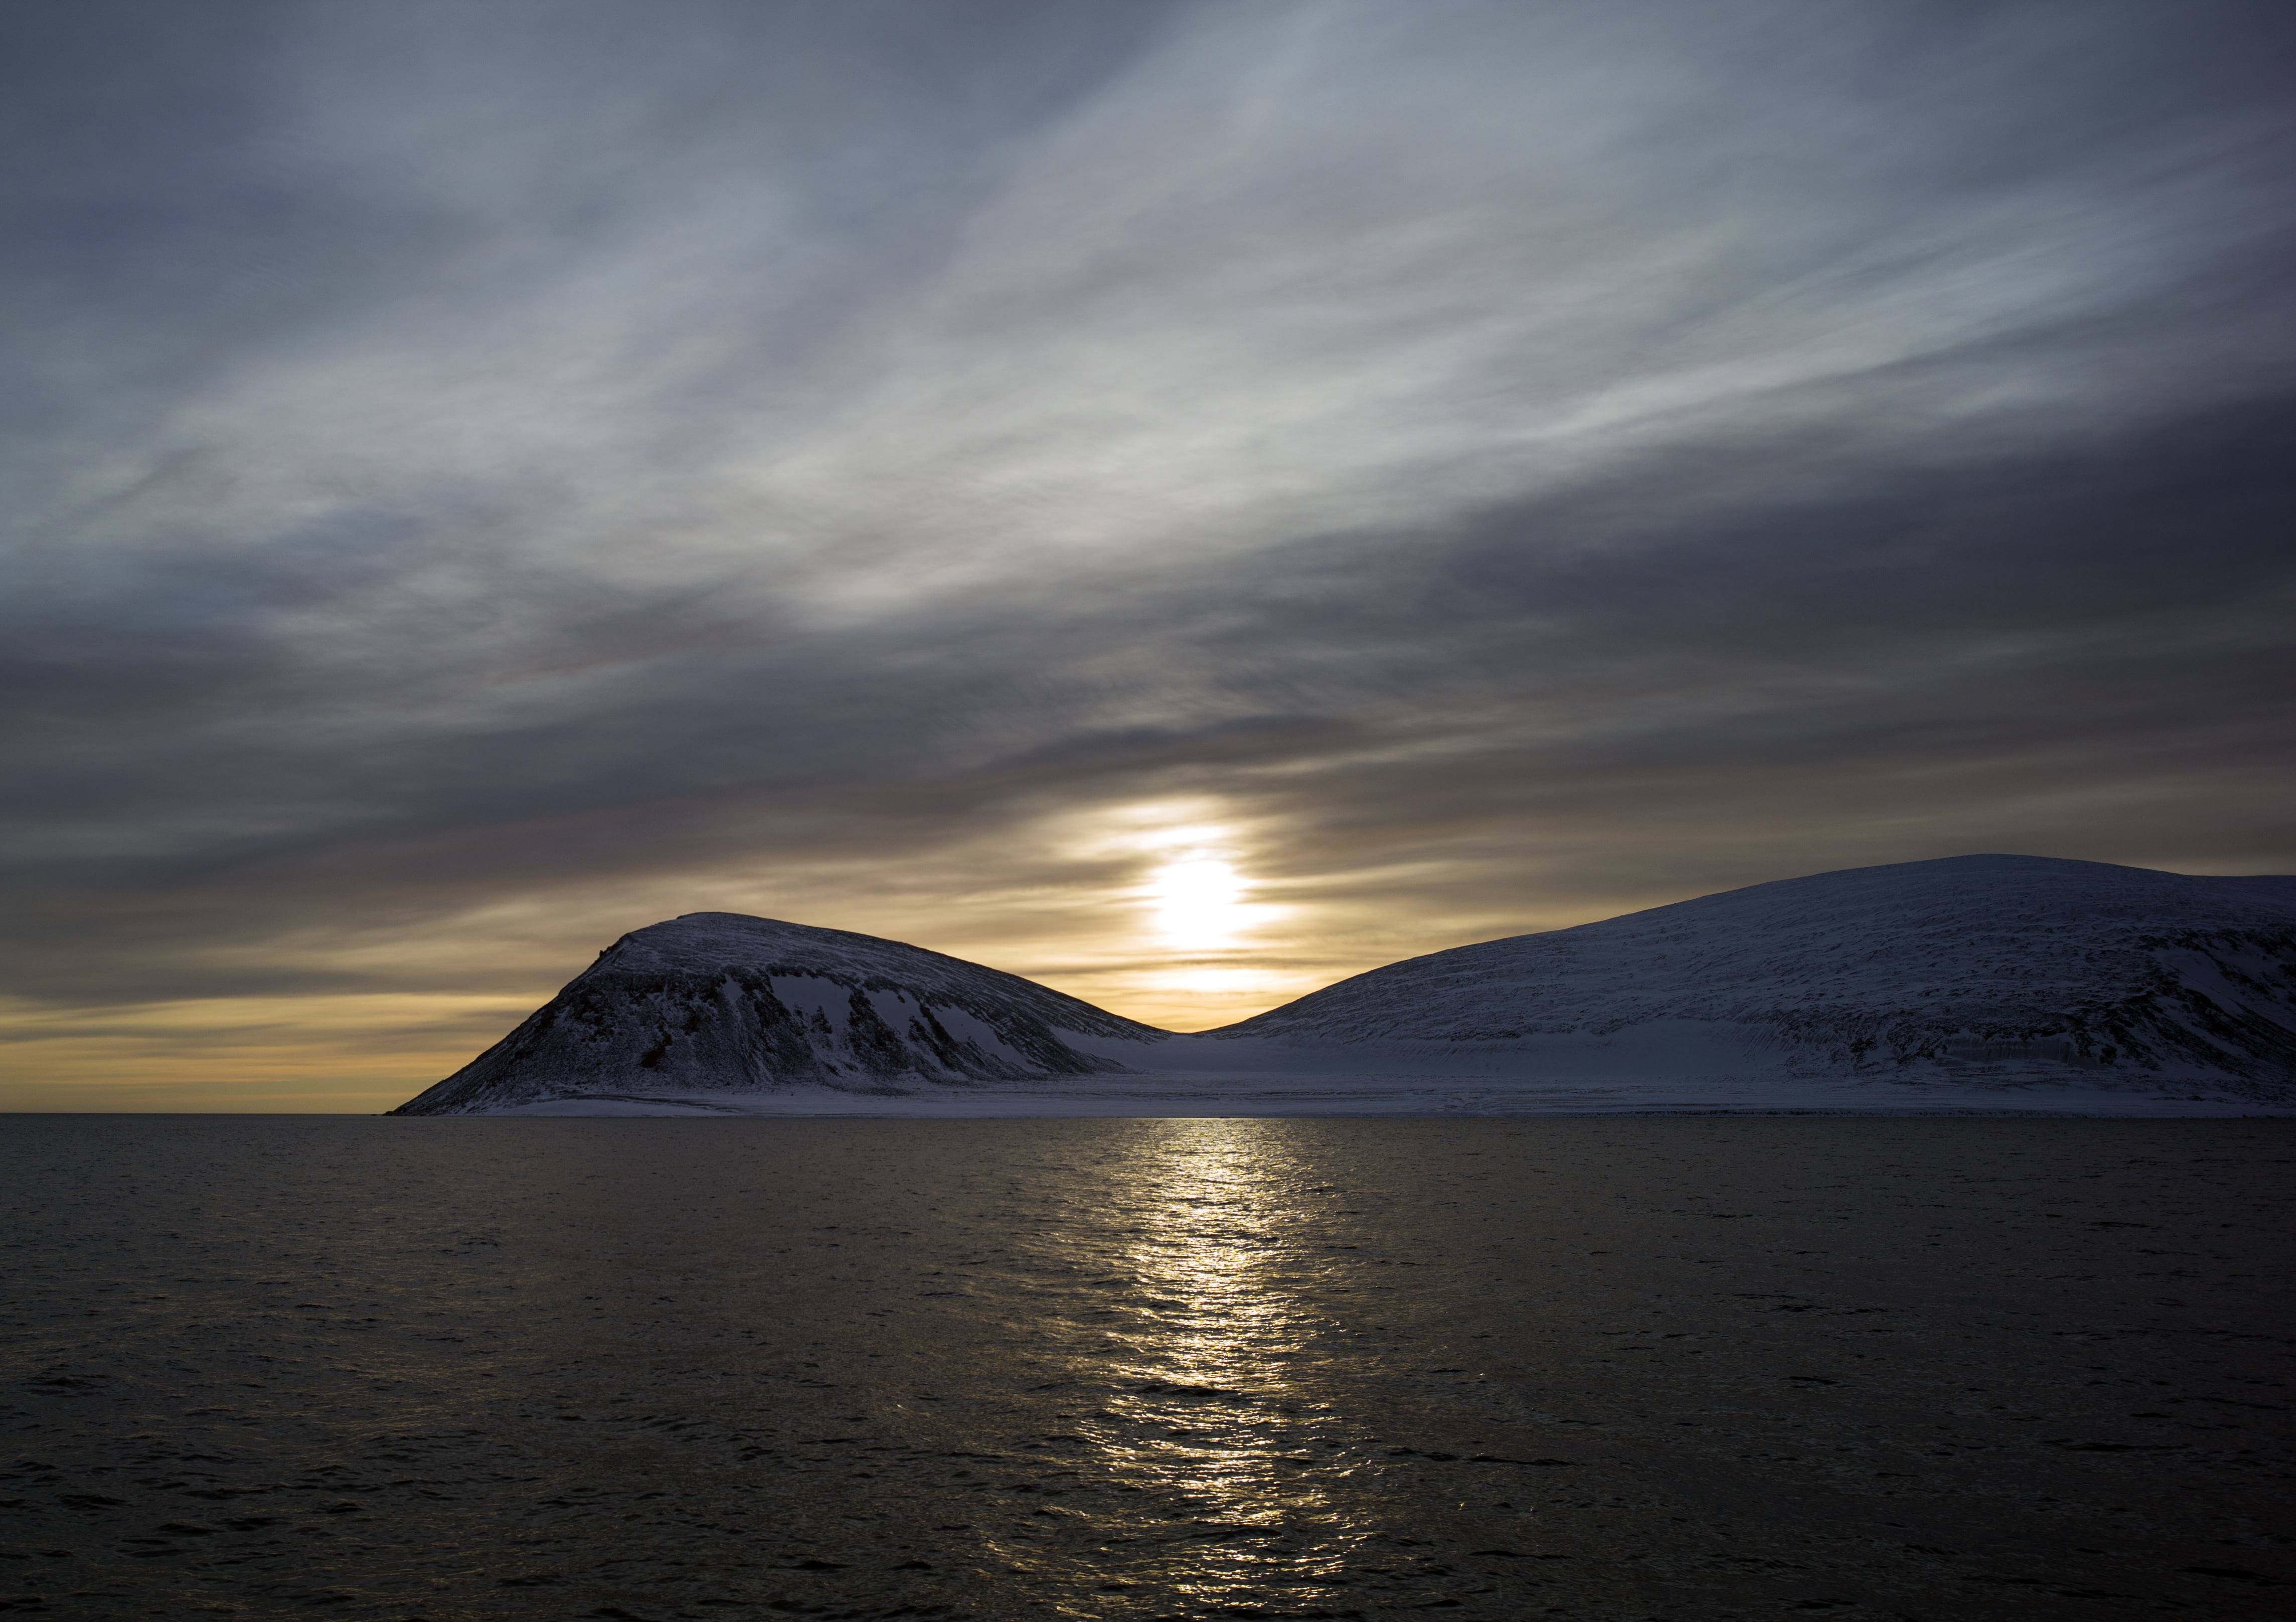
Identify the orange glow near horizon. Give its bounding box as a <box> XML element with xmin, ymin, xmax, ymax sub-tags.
<box><xmin>0</xmin><ymin>797</ymin><xmax>1613</xmax><ymax>1108</ymax></box>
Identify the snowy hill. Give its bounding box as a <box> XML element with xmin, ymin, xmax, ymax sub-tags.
<box><xmin>1209</xmin><ymin>855</ymin><xmax>2296</xmax><ymax>1099</ymax></box>
<box><xmin>391</xmin><ymin>857</ymin><xmax>2296</xmax><ymax>1116</ymax></box>
<box><xmin>390</xmin><ymin>912</ymin><xmax>1164</xmax><ymax>1115</ymax></box>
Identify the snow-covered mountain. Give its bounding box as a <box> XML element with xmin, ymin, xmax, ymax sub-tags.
<box><xmin>1210</xmin><ymin>854</ymin><xmax>2296</xmax><ymax>1098</ymax></box>
<box><xmin>390</xmin><ymin>912</ymin><xmax>1163</xmax><ymax>1115</ymax></box>
<box><xmin>392</xmin><ymin>856</ymin><xmax>2296</xmax><ymax>1116</ymax></box>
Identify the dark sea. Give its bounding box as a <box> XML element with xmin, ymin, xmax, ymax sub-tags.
<box><xmin>3</xmin><ymin>1116</ymin><xmax>2290</xmax><ymax>1621</ymax></box>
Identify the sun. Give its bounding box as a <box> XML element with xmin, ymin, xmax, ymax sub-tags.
<box><xmin>1149</xmin><ymin>853</ymin><xmax>1247</xmax><ymax>948</ymax></box>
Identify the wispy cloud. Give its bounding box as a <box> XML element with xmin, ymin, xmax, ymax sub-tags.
<box><xmin>4</xmin><ymin>1</ymin><xmax>2291</xmax><ymax>1102</ymax></box>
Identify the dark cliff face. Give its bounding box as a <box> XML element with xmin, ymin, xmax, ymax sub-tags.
<box><xmin>392</xmin><ymin>914</ymin><xmax>1164</xmax><ymax>1115</ymax></box>
<box><xmin>1210</xmin><ymin>856</ymin><xmax>2296</xmax><ymax>1095</ymax></box>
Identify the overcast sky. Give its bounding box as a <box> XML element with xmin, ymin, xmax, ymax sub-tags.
<box><xmin>5</xmin><ymin>0</ymin><xmax>2292</xmax><ymax>1108</ymax></box>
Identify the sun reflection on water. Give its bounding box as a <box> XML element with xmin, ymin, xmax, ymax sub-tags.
<box><xmin>1054</xmin><ymin>1118</ymin><xmax>1367</xmax><ymax>1598</ymax></box>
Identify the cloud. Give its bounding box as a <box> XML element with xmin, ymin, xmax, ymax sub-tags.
<box><xmin>2</xmin><ymin>1</ymin><xmax>2291</xmax><ymax>1098</ymax></box>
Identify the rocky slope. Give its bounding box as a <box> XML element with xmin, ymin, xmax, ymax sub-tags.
<box><xmin>391</xmin><ymin>913</ymin><xmax>1163</xmax><ymax>1115</ymax></box>
<box><xmin>1211</xmin><ymin>855</ymin><xmax>2296</xmax><ymax>1097</ymax></box>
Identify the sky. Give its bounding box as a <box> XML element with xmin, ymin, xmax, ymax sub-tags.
<box><xmin>4</xmin><ymin>0</ymin><xmax>2292</xmax><ymax>1111</ymax></box>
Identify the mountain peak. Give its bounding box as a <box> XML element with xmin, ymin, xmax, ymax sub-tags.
<box><xmin>393</xmin><ymin>914</ymin><xmax>1160</xmax><ymax>1115</ymax></box>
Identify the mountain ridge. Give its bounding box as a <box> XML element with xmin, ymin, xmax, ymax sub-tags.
<box><xmin>392</xmin><ymin>855</ymin><xmax>2296</xmax><ymax>1115</ymax></box>
<box><xmin>1209</xmin><ymin>855</ymin><xmax>2296</xmax><ymax>1091</ymax></box>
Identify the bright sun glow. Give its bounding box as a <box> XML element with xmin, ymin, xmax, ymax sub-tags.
<box><xmin>1149</xmin><ymin>853</ymin><xmax>1247</xmax><ymax>948</ymax></box>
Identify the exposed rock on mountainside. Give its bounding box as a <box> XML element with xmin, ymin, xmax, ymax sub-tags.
<box><xmin>1213</xmin><ymin>855</ymin><xmax>2296</xmax><ymax>1097</ymax></box>
<box><xmin>391</xmin><ymin>913</ymin><xmax>1162</xmax><ymax>1115</ymax></box>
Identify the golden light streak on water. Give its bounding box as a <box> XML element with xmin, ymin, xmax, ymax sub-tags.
<box><xmin>977</xmin><ymin>1119</ymin><xmax>1375</xmax><ymax>1600</ymax></box>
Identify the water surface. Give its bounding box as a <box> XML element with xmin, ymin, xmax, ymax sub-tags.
<box><xmin>4</xmin><ymin>1116</ymin><xmax>2290</xmax><ymax>1618</ymax></box>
